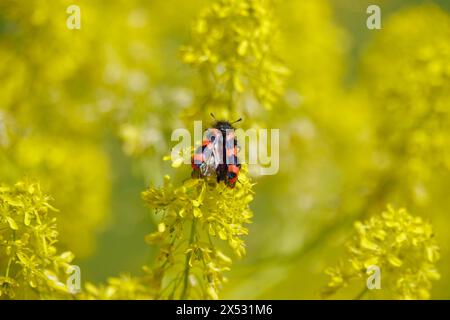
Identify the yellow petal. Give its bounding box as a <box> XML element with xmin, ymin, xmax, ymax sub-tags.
<box><xmin>387</xmin><ymin>254</ymin><xmax>403</xmax><ymax>267</ymax></box>
<box><xmin>24</xmin><ymin>211</ymin><xmax>32</xmax><ymax>226</ymax></box>
<box><xmin>207</xmin><ymin>285</ymin><xmax>219</xmax><ymax>300</ymax></box>
<box><xmin>6</xmin><ymin>217</ymin><xmax>18</xmax><ymax>230</ymax></box>
<box><xmin>361</xmin><ymin>237</ymin><xmax>378</xmax><ymax>251</ymax></box>
<box><xmin>193</xmin><ymin>207</ymin><xmax>202</xmax><ymax>218</ymax></box>
<box><xmin>363</xmin><ymin>257</ymin><xmax>379</xmax><ymax>269</ymax></box>
<box><xmin>237</xmin><ymin>40</ymin><xmax>248</xmax><ymax>56</ymax></box>
<box><xmin>171</xmin><ymin>157</ymin><xmax>184</xmax><ymax>168</ymax></box>
<box><xmin>157</xmin><ymin>223</ymin><xmax>166</xmax><ymax>233</ymax></box>
<box><xmin>218</xmin><ymin>229</ymin><xmax>227</xmax><ymax>240</ymax></box>
<box><xmin>395</xmin><ymin>233</ymin><xmax>407</xmax><ymax>243</ymax></box>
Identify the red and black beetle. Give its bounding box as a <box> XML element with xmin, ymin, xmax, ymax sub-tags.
<box><xmin>191</xmin><ymin>114</ymin><xmax>241</xmax><ymax>188</ymax></box>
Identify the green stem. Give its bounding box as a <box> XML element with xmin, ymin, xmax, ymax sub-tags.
<box><xmin>180</xmin><ymin>218</ymin><xmax>197</xmax><ymax>299</ymax></box>
<box><xmin>354</xmin><ymin>287</ymin><xmax>369</xmax><ymax>300</ymax></box>
<box><xmin>5</xmin><ymin>231</ymin><xmax>16</xmax><ymax>278</ymax></box>
<box><xmin>5</xmin><ymin>257</ymin><xmax>13</xmax><ymax>278</ymax></box>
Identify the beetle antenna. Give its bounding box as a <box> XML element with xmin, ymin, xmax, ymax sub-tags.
<box><xmin>231</xmin><ymin>117</ymin><xmax>242</xmax><ymax>124</ymax></box>
<box><xmin>210</xmin><ymin>113</ymin><xmax>217</xmax><ymax>121</ymax></box>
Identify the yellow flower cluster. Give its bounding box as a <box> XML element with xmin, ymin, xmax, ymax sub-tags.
<box><xmin>181</xmin><ymin>0</ymin><xmax>288</xmax><ymax>115</ymax></box>
<box><xmin>0</xmin><ymin>181</ymin><xmax>75</xmax><ymax>299</ymax></box>
<box><xmin>324</xmin><ymin>206</ymin><xmax>440</xmax><ymax>299</ymax></box>
<box><xmin>0</xmin><ymin>136</ymin><xmax>111</xmax><ymax>257</ymax></box>
<box><xmin>0</xmin><ymin>0</ymin><xmax>113</xmax><ymax>257</ymax></box>
<box><xmin>141</xmin><ymin>167</ymin><xmax>254</xmax><ymax>299</ymax></box>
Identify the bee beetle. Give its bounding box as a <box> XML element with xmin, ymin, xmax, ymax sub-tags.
<box><xmin>191</xmin><ymin>113</ymin><xmax>242</xmax><ymax>188</ymax></box>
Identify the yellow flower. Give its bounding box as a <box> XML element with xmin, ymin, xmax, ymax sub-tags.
<box><xmin>142</xmin><ymin>166</ymin><xmax>254</xmax><ymax>299</ymax></box>
<box><xmin>0</xmin><ymin>180</ymin><xmax>75</xmax><ymax>299</ymax></box>
<box><xmin>0</xmin><ymin>136</ymin><xmax>111</xmax><ymax>257</ymax></box>
<box><xmin>324</xmin><ymin>205</ymin><xmax>440</xmax><ymax>300</ymax></box>
<box><xmin>181</xmin><ymin>0</ymin><xmax>288</xmax><ymax>117</ymax></box>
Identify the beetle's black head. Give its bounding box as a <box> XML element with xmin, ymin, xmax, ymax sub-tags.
<box><xmin>213</xmin><ymin>120</ymin><xmax>234</xmax><ymax>131</ymax></box>
<box><xmin>210</xmin><ymin>113</ymin><xmax>242</xmax><ymax>131</ymax></box>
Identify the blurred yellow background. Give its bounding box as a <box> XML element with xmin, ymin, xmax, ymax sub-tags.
<box><xmin>0</xmin><ymin>0</ymin><xmax>449</xmax><ymax>299</ymax></box>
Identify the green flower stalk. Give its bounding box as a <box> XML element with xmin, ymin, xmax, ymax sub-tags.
<box><xmin>181</xmin><ymin>0</ymin><xmax>288</xmax><ymax>115</ymax></box>
<box><xmin>0</xmin><ymin>181</ymin><xmax>75</xmax><ymax>299</ymax></box>
<box><xmin>142</xmin><ymin>167</ymin><xmax>254</xmax><ymax>299</ymax></box>
<box><xmin>136</xmin><ymin>0</ymin><xmax>267</xmax><ymax>300</ymax></box>
<box><xmin>323</xmin><ymin>205</ymin><xmax>440</xmax><ymax>300</ymax></box>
